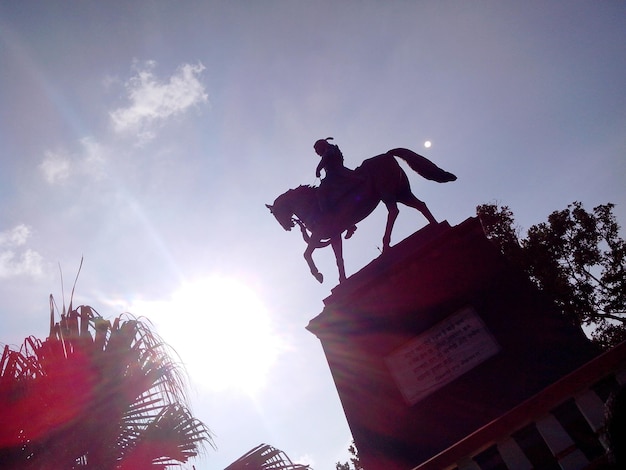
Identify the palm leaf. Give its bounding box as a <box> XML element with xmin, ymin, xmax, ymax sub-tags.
<box><xmin>0</xmin><ymin>299</ymin><xmax>214</xmax><ymax>469</ymax></box>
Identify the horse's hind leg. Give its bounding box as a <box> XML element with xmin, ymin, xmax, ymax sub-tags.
<box><xmin>330</xmin><ymin>236</ymin><xmax>346</xmax><ymax>283</ymax></box>
<box><xmin>402</xmin><ymin>193</ymin><xmax>437</xmax><ymax>224</ymax></box>
<box><xmin>382</xmin><ymin>201</ymin><xmax>400</xmax><ymax>251</ymax></box>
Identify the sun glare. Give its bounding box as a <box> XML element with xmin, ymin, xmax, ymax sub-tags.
<box><xmin>134</xmin><ymin>276</ymin><xmax>284</xmax><ymax>396</ymax></box>
<box><xmin>424</xmin><ymin>140</ymin><xmax>432</xmax><ymax>148</ymax></box>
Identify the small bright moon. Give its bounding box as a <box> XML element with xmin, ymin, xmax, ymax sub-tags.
<box><xmin>424</xmin><ymin>140</ymin><xmax>432</xmax><ymax>148</ymax></box>
<box><xmin>126</xmin><ymin>276</ymin><xmax>284</xmax><ymax>396</ymax></box>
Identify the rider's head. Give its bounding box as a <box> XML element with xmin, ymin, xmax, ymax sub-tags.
<box><xmin>314</xmin><ymin>137</ymin><xmax>334</xmax><ymax>156</ymax></box>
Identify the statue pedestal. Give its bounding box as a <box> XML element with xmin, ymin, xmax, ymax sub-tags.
<box><xmin>307</xmin><ymin>218</ymin><xmax>598</xmax><ymax>470</ymax></box>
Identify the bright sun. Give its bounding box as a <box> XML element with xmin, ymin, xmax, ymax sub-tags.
<box><xmin>131</xmin><ymin>276</ymin><xmax>283</xmax><ymax>396</ymax></box>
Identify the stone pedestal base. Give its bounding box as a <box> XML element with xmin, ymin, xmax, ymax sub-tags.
<box><xmin>307</xmin><ymin>218</ymin><xmax>598</xmax><ymax>470</ymax></box>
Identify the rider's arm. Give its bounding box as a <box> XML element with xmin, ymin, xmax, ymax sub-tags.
<box><xmin>315</xmin><ymin>157</ymin><xmax>326</xmax><ymax>178</ymax></box>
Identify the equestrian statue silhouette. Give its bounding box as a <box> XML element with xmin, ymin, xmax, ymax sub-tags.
<box><xmin>266</xmin><ymin>143</ymin><xmax>456</xmax><ymax>284</ymax></box>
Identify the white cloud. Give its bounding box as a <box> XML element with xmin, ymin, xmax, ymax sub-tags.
<box><xmin>0</xmin><ymin>224</ymin><xmax>31</xmax><ymax>246</ymax></box>
<box><xmin>295</xmin><ymin>454</ymin><xmax>316</xmax><ymax>468</ymax></box>
<box><xmin>0</xmin><ymin>225</ymin><xmax>44</xmax><ymax>279</ymax></box>
<box><xmin>79</xmin><ymin>137</ymin><xmax>107</xmax><ymax>179</ymax></box>
<box><xmin>39</xmin><ymin>60</ymin><xmax>208</xmax><ymax>186</ymax></box>
<box><xmin>110</xmin><ymin>61</ymin><xmax>208</xmax><ymax>141</ymax></box>
<box><xmin>39</xmin><ymin>150</ymin><xmax>71</xmax><ymax>184</ymax></box>
<box><xmin>39</xmin><ymin>138</ymin><xmax>108</xmax><ymax>185</ymax></box>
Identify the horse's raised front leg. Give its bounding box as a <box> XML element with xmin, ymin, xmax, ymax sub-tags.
<box><xmin>330</xmin><ymin>235</ymin><xmax>346</xmax><ymax>283</ymax></box>
<box><xmin>382</xmin><ymin>202</ymin><xmax>399</xmax><ymax>251</ymax></box>
<box><xmin>304</xmin><ymin>242</ymin><xmax>324</xmax><ymax>283</ymax></box>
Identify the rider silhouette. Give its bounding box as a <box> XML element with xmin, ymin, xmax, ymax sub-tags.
<box><xmin>314</xmin><ymin>137</ymin><xmax>360</xmax><ymax>238</ymax></box>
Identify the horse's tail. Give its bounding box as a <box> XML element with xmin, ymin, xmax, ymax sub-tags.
<box><xmin>388</xmin><ymin>148</ymin><xmax>457</xmax><ymax>183</ymax></box>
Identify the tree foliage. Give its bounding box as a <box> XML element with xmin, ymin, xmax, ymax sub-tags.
<box><xmin>477</xmin><ymin>202</ymin><xmax>626</xmax><ymax>349</ymax></box>
<box><xmin>224</xmin><ymin>443</ymin><xmax>311</xmax><ymax>470</ymax></box>
<box><xmin>0</xmin><ymin>298</ymin><xmax>213</xmax><ymax>469</ymax></box>
<box><xmin>335</xmin><ymin>441</ymin><xmax>363</xmax><ymax>470</ymax></box>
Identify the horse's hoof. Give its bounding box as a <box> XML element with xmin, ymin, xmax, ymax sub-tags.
<box><xmin>314</xmin><ymin>272</ymin><xmax>324</xmax><ymax>283</ymax></box>
<box><xmin>345</xmin><ymin>225</ymin><xmax>357</xmax><ymax>239</ymax></box>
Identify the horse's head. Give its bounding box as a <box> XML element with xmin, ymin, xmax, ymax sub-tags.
<box><xmin>266</xmin><ymin>186</ymin><xmax>316</xmax><ymax>232</ymax></box>
<box><xmin>265</xmin><ymin>203</ymin><xmax>295</xmax><ymax>231</ymax></box>
<box><xmin>265</xmin><ymin>201</ymin><xmax>295</xmax><ymax>231</ymax></box>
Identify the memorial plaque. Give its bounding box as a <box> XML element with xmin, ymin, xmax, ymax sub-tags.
<box><xmin>385</xmin><ymin>307</ymin><xmax>500</xmax><ymax>405</ymax></box>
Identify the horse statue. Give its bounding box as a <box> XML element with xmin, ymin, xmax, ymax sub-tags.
<box><xmin>266</xmin><ymin>148</ymin><xmax>456</xmax><ymax>284</ymax></box>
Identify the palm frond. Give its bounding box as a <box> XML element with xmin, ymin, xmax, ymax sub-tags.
<box><xmin>0</xmin><ymin>298</ymin><xmax>214</xmax><ymax>469</ymax></box>
<box><xmin>225</xmin><ymin>444</ymin><xmax>311</xmax><ymax>470</ymax></box>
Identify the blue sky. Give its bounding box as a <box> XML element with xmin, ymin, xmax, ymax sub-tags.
<box><xmin>1</xmin><ymin>2</ymin><xmax>625</xmax><ymax>468</ymax></box>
